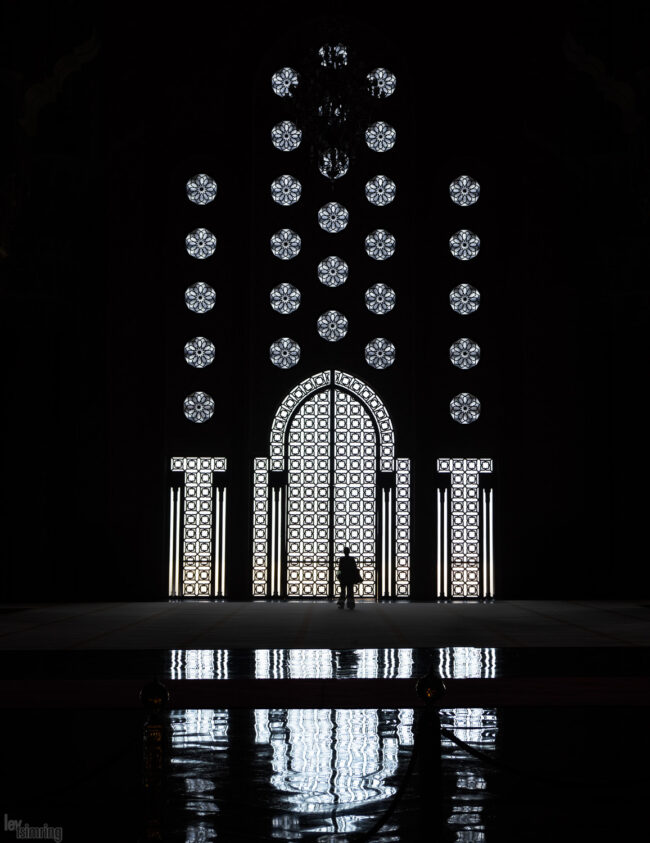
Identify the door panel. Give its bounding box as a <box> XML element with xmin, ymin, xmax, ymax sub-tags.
<box><xmin>285</xmin><ymin>388</ymin><xmax>377</xmax><ymax>597</ymax></box>
<box><xmin>333</xmin><ymin>389</ymin><xmax>377</xmax><ymax>596</ymax></box>
<box><xmin>286</xmin><ymin>389</ymin><xmax>331</xmax><ymax>596</ymax></box>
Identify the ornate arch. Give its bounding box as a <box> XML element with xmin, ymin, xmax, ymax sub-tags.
<box><xmin>269</xmin><ymin>370</ymin><xmax>330</xmax><ymax>470</ymax></box>
<box><xmin>269</xmin><ymin>369</ymin><xmax>395</xmax><ymax>471</ymax></box>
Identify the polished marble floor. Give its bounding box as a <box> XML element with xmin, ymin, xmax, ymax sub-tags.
<box><xmin>2</xmin><ymin>704</ymin><xmax>648</xmax><ymax>842</ymax></box>
<box><xmin>2</xmin><ymin>603</ymin><xmax>649</xmax><ymax>841</ymax></box>
<box><xmin>1</xmin><ymin>599</ymin><xmax>649</xmax><ymax>649</ymax></box>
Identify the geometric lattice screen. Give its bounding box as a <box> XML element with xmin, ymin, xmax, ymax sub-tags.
<box><xmin>437</xmin><ymin>458</ymin><xmax>494</xmax><ymax>597</ymax></box>
<box><xmin>252</xmin><ymin>370</ymin><xmax>410</xmax><ymax>598</ymax></box>
<box><xmin>170</xmin><ymin>457</ymin><xmax>227</xmax><ymax>597</ymax></box>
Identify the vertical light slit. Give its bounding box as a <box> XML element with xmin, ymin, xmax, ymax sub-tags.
<box><xmin>221</xmin><ymin>487</ymin><xmax>227</xmax><ymax>597</ymax></box>
<box><xmin>381</xmin><ymin>489</ymin><xmax>385</xmax><ymax>598</ymax></box>
<box><xmin>436</xmin><ymin>489</ymin><xmax>441</xmax><ymax>597</ymax></box>
<box><xmin>175</xmin><ymin>489</ymin><xmax>181</xmax><ymax>597</ymax></box>
<box><xmin>214</xmin><ymin>487</ymin><xmax>221</xmax><ymax>596</ymax></box>
<box><xmin>274</xmin><ymin>488</ymin><xmax>279</xmax><ymax>597</ymax></box>
<box><xmin>482</xmin><ymin>488</ymin><xmax>487</xmax><ymax>598</ymax></box>
<box><xmin>168</xmin><ymin>488</ymin><xmax>175</xmax><ymax>596</ymax></box>
<box><xmin>388</xmin><ymin>488</ymin><xmax>393</xmax><ymax>597</ymax></box>
<box><xmin>443</xmin><ymin>488</ymin><xmax>448</xmax><ymax>598</ymax></box>
<box><xmin>488</xmin><ymin>489</ymin><xmax>494</xmax><ymax>597</ymax></box>
<box><xmin>276</xmin><ymin>487</ymin><xmax>282</xmax><ymax>598</ymax></box>
<box><xmin>270</xmin><ymin>489</ymin><xmax>276</xmax><ymax>597</ymax></box>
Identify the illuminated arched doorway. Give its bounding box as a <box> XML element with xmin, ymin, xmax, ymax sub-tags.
<box><xmin>252</xmin><ymin>370</ymin><xmax>410</xmax><ymax>598</ymax></box>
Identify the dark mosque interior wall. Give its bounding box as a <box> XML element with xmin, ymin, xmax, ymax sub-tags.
<box><xmin>2</xmin><ymin>2</ymin><xmax>649</xmax><ymax>600</ymax></box>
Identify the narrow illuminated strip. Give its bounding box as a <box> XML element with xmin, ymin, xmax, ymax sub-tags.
<box><xmin>384</xmin><ymin>489</ymin><xmax>389</xmax><ymax>597</ymax></box>
<box><xmin>276</xmin><ymin>488</ymin><xmax>280</xmax><ymax>596</ymax></box>
<box><xmin>482</xmin><ymin>489</ymin><xmax>487</xmax><ymax>598</ymax></box>
<box><xmin>443</xmin><ymin>488</ymin><xmax>448</xmax><ymax>597</ymax></box>
<box><xmin>214</xmin><ymin>487</ymin><xmax>221</xmax><ymax>596</ymax></box>
<box><xmin>488</xmin><ymin>489</ymin><xmax>494</xmax><ymax>597</ymax></box>
<box><xmin>275</xmin><ymin>489</ymin><xmax>283</xmax><ymax>597</ymax></box>
<box><xmin>382</xmin><ymin>490</ymin><xmax>386</xmax><ymax>598</ymax></box>
<box><xmin>381</xmin><ymin>489</ymin><xmax>386</xmax><ymax>597</ymax></box>
<box><xmin>436</xmin><ymin>489</ymin><xmax>441</xmax><ymax>597</ymax></box>
<box><xmin>270</xmin><ymin>490</ymin><xmax>276</xmax><ymax>597</ymax></box>
<box><xmin>388</xmin><ymin>488</ymin><xmax>393</xmax><ymax>597</ymax></box>
<box><xmin>221</xmin><ymin>488</ymin><xmax>227</xmax><ymax>597</ymax></box>
<box><xmin>175</xmin><ymin>490</ymin><xmax>181</xmax><ymax>597</ymax></box>
<box><xmin>168</xmin><ymin>488</ymin><xmax>175</xmax><ymax>596</ymax></box>
<box><xmin>274</xmin><ymin>488</ymin><xmax>279</xmax><ymax>596</ymax></box>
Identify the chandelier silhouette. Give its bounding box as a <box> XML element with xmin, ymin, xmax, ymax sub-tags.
<box><xmin>291</xmin><ymin>40</ymin><xmax>376</xmax><ymax>182</ymax></box>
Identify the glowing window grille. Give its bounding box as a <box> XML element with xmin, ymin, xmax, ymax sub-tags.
<box><xmin>269</xmin><ymin>370</ymin><xmax>394</xmax><ymax>472</ymax></box>
<box><xmin>254</xmin><ymin>371</ymin><xmax>409</xmax><ymax>598</ymax></box>
<box><xmin>270</xmin><ymin>371</ymin><xmax>331</xmax><ymax>471</ymax></box>
<box><xmin>317</xmin><ymin>309</ymin><xmax>348</xmax><ymax>341</ymax></box>
<box><xmin>286</xmin><ymin>390</ymin><xmax>331</xmax><ymax>596</ymax></box>
<box><xmin>334</xmin><ymin>371</ymin><xmax>394</xmax><ymax>472</ymax></box>
<box><xmin>334</xmin><ymin>389</ymin><xmax>376</xmax><ymax>596</ymax></box>
<box><xmin>394</xmin><ymin>458</ymin><xmax>411</xmax><ymax>596</ymax></box>
<box><xmin>367</xmin><ymin>67</ymin><xmax>397</xmax><ymax>97</ymax></box>
<box><xmin>271</xmin><ymin>120</ymin><xmax>302</xmax><ymax>151</ymax></box>
<box><xmin>170</xmin><ymin>457</ymin><xmax>227</xmax><ymax>597</ymax></box>
<box><xmin>365</xmin><ymin>120</ymin><xmax>396</xmax><ymax>152</ymax></box>
<box><xmin>437</xmin><ymin>458</ymin><xmax>494</xmax><ymax>598</ymax></box>
<box><xmin>252</xmin><ymin>457</ymin><xmax>269</xmax><ymax>597</ymax></box>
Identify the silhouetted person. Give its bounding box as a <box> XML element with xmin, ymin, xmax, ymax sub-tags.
<box><xmin>337</xmin><ymin>547</ymin><xmax>361</xmax><ymax>609</ymax></box>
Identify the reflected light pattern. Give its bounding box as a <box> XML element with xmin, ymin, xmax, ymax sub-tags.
<box><xmin>437</xmin><ymin>648</ymin><xmax>499</xmax><ymax>839</ymax></box>
<box><xmin>438</xmin><ymin>647</ymin><xmax>496</xmax><ymax>680</ymax></box>
<box><xmin>254</xmin><ymin>648</ymin><xmax>415</xmax><ymax>810</ymax></box>
<box><xmin>171</xmin><ymin>708</ymin><xmax>229</xmax><ymax>749</ymax></box>
<box><xmin>255</xmin><ymin>647</ymin><xmax>413</xmax><ymax>683</ymax></box>
<box><xmin>170</xmin><ymin>649</ymin><xmax>229</xmax><ymax>680</ymax></box>
<box><xmin>169</xmin><ymin>708</ymin><xmax>229</xmax><ymax>838</ymax></box>
<box><xmin>256</xmin><ymin>648</ymin><xmax>333</xmax><ymax>679</ymax></box>
<box><xmin>254</xmin><ymin>708</ymin><xmax>413</xmax><ymax>820</ymax></box>
<box><xmin>440</xmin><ymin>707</ymin><xmax>498</xmax><ymax>842</ymax></box>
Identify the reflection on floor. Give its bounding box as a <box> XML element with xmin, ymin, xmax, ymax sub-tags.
<box><xmin>0</xmin><ymin>643</ymin><xmax>647</xmax><ymax>840</ymax></box>
<box><xmin>163</xmin><ymin>649</ymin><xmax>500</xmax><ymax>840</ymax></box>
<box><xmin>5</xmin><ymin>644</ymin><xmax>650</xmax><ymax>681</ymax></box>
<box><xmin>165</xmin><ymin>706</ymin><xmax>499</xmax><ymax>841</ymax></box>
<box><xmin>168</xmin><ymin>647</ymin><xmax>498</xmax><ymax>681</ymax></box>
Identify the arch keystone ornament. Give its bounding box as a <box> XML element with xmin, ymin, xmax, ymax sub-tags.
<box><xmin>251</xmin><ymin>371</ymin><xmax>410</xmax><ymax>598</ymax></box>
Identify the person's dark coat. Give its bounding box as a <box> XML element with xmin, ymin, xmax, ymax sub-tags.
<box><xmin>338</xmin><ymin>555</ymin><xmax>360</xmax><ymax>586</ymax></box>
